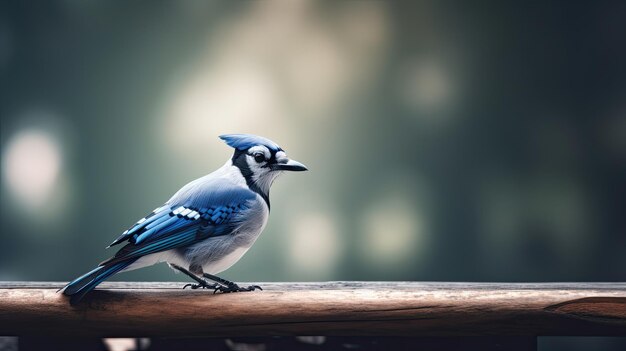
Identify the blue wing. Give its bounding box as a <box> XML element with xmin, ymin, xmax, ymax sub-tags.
<box><xmin>63</xmin><ymin>182</ymin><xmax>257</xmax><ymax>302</ymax></box>
<box><xmin>103</xmin><ymin>184</ymin><xmax>257</xmax><ymax>265</ymax></box>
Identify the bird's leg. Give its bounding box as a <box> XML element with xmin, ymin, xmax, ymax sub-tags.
<box><xmin>202</xmin><ymin>272</ymin><xmax>262</xmax><ymax>293</ymax></box>
<box><xmin>169</xmin><ymin>263</ymin><xmax>219</xmax><ymax>290</ymax></box>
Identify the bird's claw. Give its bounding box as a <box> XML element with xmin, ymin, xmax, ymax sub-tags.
<box><xmin>183</xmin><ymin>282</ymin><xmax>219</xmax><ymax>290</ymax></box>
<box><xmin>213</xmin><ymin>284</ymin><xmax>262</xmax><ymax>294</ymax></box>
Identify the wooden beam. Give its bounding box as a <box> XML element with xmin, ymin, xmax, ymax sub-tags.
<box><xmin>0</xmin><ymin>282</ymin><xmax>625</xmax><ymax>337</ymax></box>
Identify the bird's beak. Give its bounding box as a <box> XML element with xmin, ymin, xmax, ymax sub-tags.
<box><xmin>272</xmin><ymin>159</ymin><xmax>308</xmax><ymax>172</ymax></box>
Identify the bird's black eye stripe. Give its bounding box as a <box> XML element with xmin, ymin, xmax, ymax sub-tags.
<box><xmin>254</xmin><ymin>153</ymin><xmax>266</xmax><ymax>163</ymax></box>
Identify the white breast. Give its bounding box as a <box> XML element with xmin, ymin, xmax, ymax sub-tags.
<box><xmin>202</xmin><ymin>246</ymin><xmax>251</xmax><ymax>274</ymax></box>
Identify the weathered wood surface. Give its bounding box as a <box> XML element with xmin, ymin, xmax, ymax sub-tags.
<box><xmin>0</xmin><ymin>282</ymin><xmax>624</xmax><ymax>337</ymax></box>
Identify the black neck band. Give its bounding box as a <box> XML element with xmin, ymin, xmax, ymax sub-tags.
<box><xmin>232</xmin><ymin>150</ymin><xmax>270</xmax><ymax>209</ymax></box>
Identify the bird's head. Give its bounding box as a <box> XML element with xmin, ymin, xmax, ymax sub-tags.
<box><xmin>220</xmin><ymin>134</ymin><xmax>308</xmax><ymax>196</ymax></box>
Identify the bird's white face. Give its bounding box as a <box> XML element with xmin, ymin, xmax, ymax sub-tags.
<box><xmin>230</xmin><ymin>141</ymin><xmax>307</xmax><ymax>198</ymax></box>
<box><xmin>245</xmin><ymin>145</ymin><xmax>284</xmax><ymax>194</ymax></box>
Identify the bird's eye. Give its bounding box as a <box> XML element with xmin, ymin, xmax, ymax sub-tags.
<box><xmin>254</xmin><ymin>153</ymin><xmax>266</xmax><ymax>163</ymax></box>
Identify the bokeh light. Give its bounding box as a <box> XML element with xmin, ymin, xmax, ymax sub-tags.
<box><xmin>2</xmin><ymin>128</ymin><xmax>62</xmax><ymax>210</ymax></box>
<box><xmin>1</xmin><ymin>111</ymin><xmax>76</xmax><ymax>233</ymax></box>
<box><xmin>360</xmin><ymin>193</ymin><xmax>427</xmax><ymax>268</ymax></box>
<box><xmin>401</xmin><ymin>59</ymin><xmax>455</xmax><ymax>115</ymax></box>
<box><xmin>288</xmin><ymin>212</ymin><xmax>343</xmax><ymax>279</ymax></box>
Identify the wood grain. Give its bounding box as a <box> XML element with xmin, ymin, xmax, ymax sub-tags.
<box><xmin>0</xmin><ymin>282</ymin><xmax>624</xmax><ymax>337</ymax></box>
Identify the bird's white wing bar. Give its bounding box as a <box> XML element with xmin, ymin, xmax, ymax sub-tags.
<box><xmin>108</xmin><ymin>205</ymin><xmax>171</xmax><ymax>247</ymax></box>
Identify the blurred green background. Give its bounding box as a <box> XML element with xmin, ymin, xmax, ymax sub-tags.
<box><xmin>1</xmin><ymin>0</ymin><xmax>625</xmax><ymax>285</ymax></box>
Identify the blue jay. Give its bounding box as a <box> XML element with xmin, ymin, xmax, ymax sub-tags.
<box><xmin>62</xmin><ymin>134</ymin><xmax>307</xmax><ymax>303</ymax></box>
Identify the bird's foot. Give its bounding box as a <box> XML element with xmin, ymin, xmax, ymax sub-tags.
<box><xmin>213</xmin><ymin>283</ymin><xmax>262</xmax><ymax>294</ymax></box>
<box><xmin>182</xmin><ymin>281</ymin><xmax>220</xmax><ymax>290</ymax></box>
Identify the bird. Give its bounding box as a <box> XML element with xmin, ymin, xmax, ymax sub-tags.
<box><xmin>61</xmin><ymin>134</ymin><xmax>308</xmax><ymax>304</ymax></box>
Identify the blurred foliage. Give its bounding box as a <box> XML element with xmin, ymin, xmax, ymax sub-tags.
<box><xmin>1</xmin><ymin>0</ymin><xmax>625</xmax><ymax>284</ymax></box>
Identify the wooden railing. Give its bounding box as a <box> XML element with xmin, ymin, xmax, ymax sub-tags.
<box><xmin>1</xmin><ymin>282</ymin><xmax>625</xmax><ymax>349</ymax></box>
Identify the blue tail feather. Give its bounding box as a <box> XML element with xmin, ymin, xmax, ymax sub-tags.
<box><xmin>62</xmin><ymin>265</ymin><xmax>104</xmax><ymax>295</ymax></box>
<box><xmin>62</xmin><ymin>259</ymin><xmax>136</xmax><ymax>304</ymax></box>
